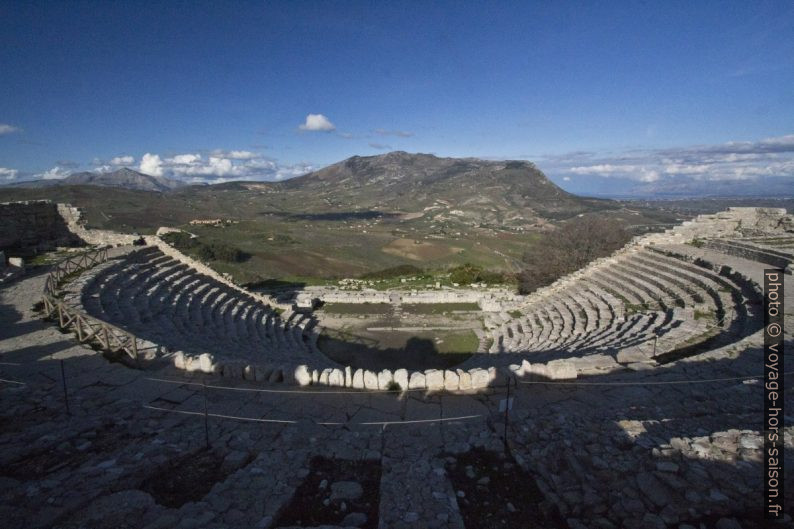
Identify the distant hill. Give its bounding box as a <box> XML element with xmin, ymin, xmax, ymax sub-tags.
<box><xmin>0</xmin><ymin>152</ymin><xmax>626</xmax><ymax>234</ymax></box>
<box><xmin>272</xmin><ymin>151</ymin><xmax>616</xmax><ymax>226</ymax></box>
<box><xmin>7</xmin><ymin>168</ymin><xmax>187</xmax><ymax>192</ymax></box>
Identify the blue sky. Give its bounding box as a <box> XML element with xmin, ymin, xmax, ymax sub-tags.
<box><xmin>1</xmin><ymin>1</ymin><xmax>793</xmax><ymax>195</ymax></box>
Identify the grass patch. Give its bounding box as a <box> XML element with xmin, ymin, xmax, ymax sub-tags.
<box><xmin>402</xmin><ymin>303</ymin><xmax>481</xmax><ymax>315</ymax></box>
<box><xmin>437</xmin><ymin>329</ymin><xmax>480</xmax><ymax>353</ymax></box>
<box><xmin>360</xmin><ymin>264</ymin><xmax>424</xmax><ymax>280</ymax></box>
<box><xmin>318</xmin><ymin>328</ymin><xmax>476</xmax><ymax>370</ymax></box>
<box><xmin>162</xmin><ymin>231</ymin><xmax>249</xmax><ymax>263</ymax></box>
<box><xmin>321</xmin><ymin>302</ymin><xmax>393</xmax><ymax>315</ymax></box>
<box><xmin>694</xmin><ymin>309</ymin><xmax>714</xmax><ymax>321</ymax></box>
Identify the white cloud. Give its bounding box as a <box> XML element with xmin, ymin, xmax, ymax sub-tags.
<box><xmin>374</xmin><ymin>128</ymin><xmax>414</xmax><ymax>138</ymax></box>
<box><xmin>570</xmin><ymin>164</ymin><xmax>637</xmax><ymax>175</ymax></box>
<box><xmin>169</xmin><ymin>153</ymin><xmax>201</xmax><ymax>164</ymax></box>
<box><xmin>139</xmin><ymin>153</ymin><xmax>164</xmax><ymax>177</ymax></box>
<box><xmin>38</xmin><ymin>166</ymin><xmax>72</xmax><ymax>180</ymax></box>
<box><xmin>0</xmin><ymin>123</ymin><xmax>19</xmax><ymax>135</ymax></box>
<box><xmin>760</xmin><ymin>134</ymin><xmax>794</xmax><ymax>147</ymax></box>
<box><xmin>0</xmin><ymin>167</ymin><xmax>18</xmax><ymax>180</ymax></box>
<box><xmin>110</xmin><ymin>155</ymin><xmax>135</xmax><ymax>165</ymax></box>
<box><xmin>543</xmin><ymin>132</ymin><xmax>794</xmax><ymax>188</ymax></box>
<box><xmin>22</xmin><ymin>147</ymin><xmax>314</xmax><ymax>185</ymax></box>
<box><xmin>569</xmin><ymin>164</ymin><xmax>659</xmax><ymax>182</ymax></box>
<box><xmin>133</xmin><ymin>149</ymin><xmax>312</xmax><ymax>182</ymax></box>
<box><xmin>299</xmin><ymin>113</ymin><xmax>336</xmax><ymax>132</ymax></box>
<box><xmin>227</xmin><ymin>150</ymin><xmax>257</xmax><ymax>160</ymax></box>
<box><xmin>369</xmin><ymin>142</ymin><xmax>391</xmax><ymax>150</ymax></box>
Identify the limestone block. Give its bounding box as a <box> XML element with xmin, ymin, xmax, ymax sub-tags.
<box><xmin>198</xmin><ymin>353</ymin><xmax>214</xmax><ymax>373</ymax></box>
<box><xmin>488</xmin><ymin>366</ymin><xmax>504</xmax><ymax>386</ymax></box>
<box><xmin>393</xmin><ymin>368</ymin><xmax>409</xmax><ymax>390</ymax></box>
<box><xmin>184</xmin><ymin>356</ymin><xmax>201</xmax><ymax>372</ymax></box>
<box><xmin>311</xmin><ymin>369</ymin><xmax>320</xmax><ymax>384</ymax></box>
<box><xmin>344</xmin><ymin>365</ymin><xmax>353</xmax><ymax>387</ymax></box>
<box><xmin>273</xmin><ymin>367</ymin><xmax>286</xmax><ymax>383</ymax></box>
<box><xmin>570</xmin><ymin>354</ymin><xmax>619</xmax><ymax>375</ymax></box>
<box><xmin>444</xmin><ymin>370</ymin><xmax>460</xmax><ymax>391</ymax></box>
<box><xmin>457</xmin><ymin>369</ymin><xmax>472</xmax><ymax>390</ymax></box>
<box><xmin>377</xmin><ymin>369</ymin><xmax>393</xmax><ymax>390</ymax></box>
<box><xmin>520</xmin><ymin>359</ymin><xmax>531</xmax><ymax>376</ymax></box>
<box><xmin>545</xmin><ymin>359</ymin><xmax>577</xmax><ymax>380</ymax></box>
<box><xmin>524</xmin><ymin>363</ymin><xmax>548</xmax><ymax>379</ymax></box>
<box><xmin>425</xmin><ymin>369</ymin><xmax>444</xmax><ymax>390</ymax></box>
<box><xmin>408</xmin><ymin>371</ymin><xmax>426</xmax><ymax>389</ymax></box>
<box><xmin>243</xmin><ymin>365</ymin><xmax>256</xmax><ymax>381</ymax></box>
<box><xmin>328</xmin><ymin>368</ymin><xmax>344</xmax><ymax>387</ymax></box>
<box><xmin>469</xmin><ymin>368</ymin><xmax>491</xmax><ymax>389</ymax></box>
<box><xmin>173</xmin><ymin>351</ymin><xmax>186</xmax><ymax>370</ymax></box>
<box><xmin>319</xmin><ymin>368</ymin><xmax>332</xmax><ymax>385</ymax></box>
<box><xmin>294</xmin><ymin>364</ymin><xmax>312</xmax><ymax>386</ymax></box>
<box><xmin>363</xmin><ymin>370</ymin><xmax>379</xmax><ymax>390</ymax></box>
<box><xmin>352</xmin><ymin>369</ymin><xmax>364</xmax><ymax>389</ymax></box>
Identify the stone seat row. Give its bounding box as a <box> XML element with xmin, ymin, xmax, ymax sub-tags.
<box><xmin>483</xmin><ymin>248</ymin><xmax>754</xmax><ymax>367</ymax></box>
<box><xmin>73</xmin><ymin>247</ymin><xmax>325</xmax><ymax>367</ymax></box>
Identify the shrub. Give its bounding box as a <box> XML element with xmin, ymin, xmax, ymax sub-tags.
<box><xmin>161</xmin><ymin>232</ymin><xmax>247</xmax><ymax>263</ymax></box>
<box><xmin>360</xmin><ymin>264</ymin><xmax>424</xmax><ymax>280</ymax></box>
<box><xmin>448</xmin><ymin>264</ymin><xmax>507</xmax><ymax>285</ymax></box>
<box><xmin>518</xmin><ymin>217</ymin><xmax>630</xmax><ymax>295</ymax></box>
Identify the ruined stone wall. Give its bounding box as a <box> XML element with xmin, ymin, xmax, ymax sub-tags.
<box><xmin>150</xmin><ymin>235</ymin><xmax>293</xmax><ymax>312</ymax></box>
<box><xmin>0</xmin><ymin>200</ymin><xmax>81</xmax><ymax>253</ymax></box>
<box><xmin>55</xmin><ymin>204</ymin><xmax>141</xmax><ymax>247</ymax></box>
<box><xmin>639</xmin><ymin>207</ymin><xmax>793</xmax><ymax>245</ymax></box>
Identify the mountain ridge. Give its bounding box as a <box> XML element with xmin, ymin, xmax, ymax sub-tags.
<box><xmin>6</xmin><ymin>167</ymin><xmax>188</xmax><ymax>192</ymax></box>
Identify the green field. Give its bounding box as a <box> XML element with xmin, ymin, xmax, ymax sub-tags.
<box><xmin>0</xmin><ymin>175</ymin><xmax>693</xmax><ymax>287</ymax></box>
<box><xmin>401</xmin><ymin>303</ymin><xmax>481</xmax><ymax>314</ymax></box>
<box><xmin>318</xmin><ymin>327</ymin><xmax>477</xmax><ymax>371</ymax></box>
<box><xmin>320</xmin><ymin>303</ymin><xmax>393</xmax><ymax>315</ymax></box>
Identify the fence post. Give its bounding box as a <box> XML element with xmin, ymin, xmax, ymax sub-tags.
<box><xmin>503</xmin><ymin>378</ymin><xmax>511</xmax><ymax>452</ymax></box>
<box><xmin>60</xmin><ymin>360</ymin><xmax>71</xmax><ymax>416</ymax></box>
<box><xmin>131</xmin><ymin>334</ymin><xmax>139</xmax><ymax>365</ymax></box>
<box><xmin>203</xmin><ymin>380</ymin><xmax>210</xmax><ymax>449</ymax></box>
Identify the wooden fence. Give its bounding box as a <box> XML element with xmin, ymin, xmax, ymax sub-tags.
<box><xmin>42</xmin><ymin>247</ymin><xmax>142</xmax><ymax>365</ymax></box>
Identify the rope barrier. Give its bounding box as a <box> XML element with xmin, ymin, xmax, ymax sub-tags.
<box><xmin>143</xmin><ymin>403</ymin><xmax>483</xmax><ymax>426</ymax></box>
<box><xmin>0</xmin><ymin>377</ymin><xmax>26</xmax><ymax>386</ymax></box>
<box><xmin>517</xmin><ymin>371</ymin><xmax>794</xmax><ymax>387</ymax></box>
<box><xmin>145</xmin><ymin>376</ymin><xmax>445</xmax><ymax>395</ymax></box>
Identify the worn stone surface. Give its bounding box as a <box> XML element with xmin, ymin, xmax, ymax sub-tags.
<box><xmin>1</xmin><ymin>207</ymin><xmax>792</xmax><ymax>529</ymax></box>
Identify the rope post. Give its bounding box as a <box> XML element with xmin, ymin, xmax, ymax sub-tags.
<box><xmin>439</xmin><ymin>391</ymin><xmax>445</xmax><ymax>439</ymax></box>
<box><xmin>503</xmin><ymin>378</ymin><xmax>511</xmax><ymax>451</ymax></box>
<box><xmin>202</xmin><ymin>380</ymin><xmax>210</xmax><ymax>449</ymax></box>
<box><xmin>60</xmin><ymin>359</ymin><xmax>71</xmax><ymax>416</ymax></box>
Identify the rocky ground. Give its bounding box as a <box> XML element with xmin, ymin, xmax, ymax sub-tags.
<box><xmin>1</xmin><ymin>265</ymin><xmax>793</xmax><ymax>528</ymax></box>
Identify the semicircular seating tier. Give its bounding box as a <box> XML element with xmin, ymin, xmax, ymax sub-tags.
<box><xmin>465</xmin><ymin>245</ymin><xmax>763</xmax><ymax>374</ymax></box>
<box><xmin>62</xmin><ymin>246</ymin><xmax>338</xmax><ymax>380</ymax></box>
